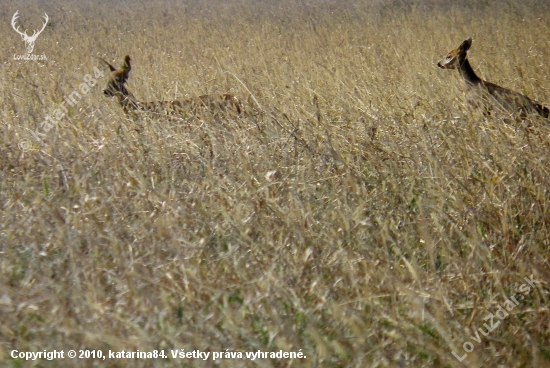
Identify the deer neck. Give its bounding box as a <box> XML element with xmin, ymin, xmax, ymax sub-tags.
<box><xmin>117</xmin><ymin>92</ymin><xmax>140</xmax><ymax>112</ymax></box>
<box><xmin>457</xmin><ymin>56</ymin><xmax>482</xmax><ymax>87</ymax></box>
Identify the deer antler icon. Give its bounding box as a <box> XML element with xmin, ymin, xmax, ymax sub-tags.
<box><xmin>11</xmin><ymin>11</ymin><xmax>49</xmax><ymax>54</ymax></box>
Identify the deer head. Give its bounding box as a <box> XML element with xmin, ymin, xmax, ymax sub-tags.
<box><xmin>437</xmin><ymin>38</ymin><xmax>472</xmax><ymax>70</ymax></box>
<box><xmin>101</xmin><ymin>55</ymin><xmax>132</xmax><ymax>99</ymax></box>
<box><xmin>12</xmin><ymin>11</ymin><xmax>49</xmax><ymax>54</ymax></box>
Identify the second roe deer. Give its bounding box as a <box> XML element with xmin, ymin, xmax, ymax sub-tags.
<box><xmin>101</xmin><ymin>55</ymin><xmax>243</xmax><ymax>119</ymax></box>
<box><xmin>437</xmin><ymin>38</ymin><xmax>549</xmax><ymax>118</ymax></box>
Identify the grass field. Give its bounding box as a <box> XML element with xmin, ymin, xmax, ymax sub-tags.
<box><xmin>1</xmin><ymin>0</ymin><xmax>549</xmax><ymax>366</ymax></box>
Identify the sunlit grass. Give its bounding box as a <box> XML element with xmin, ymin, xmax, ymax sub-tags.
<box><xmin>0</xmin><ymin>0</ymin><xmax>549</xmax><ymax>367</ymax></box>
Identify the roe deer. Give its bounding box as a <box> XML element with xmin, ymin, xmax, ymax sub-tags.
<box><xmin>437</xmin><ymin>38</ymin><xmax>549</xmax><ymax>118</ymax></box>
<box><xmin>101</xmin><ymin>55</ymin><xmax>243</xmax><ymax>118</ymax></box>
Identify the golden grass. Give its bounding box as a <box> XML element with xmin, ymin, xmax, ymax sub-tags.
<box><xmin>1</xmin><ymin>0</ymin><xmax>549</xmax><ymax>366</ymax></box>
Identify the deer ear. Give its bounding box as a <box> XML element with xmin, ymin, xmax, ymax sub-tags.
<box><xmin>460</xmin><ymin>38</ymin><xmax>472</xmax><ymax>52</ymax></box>
<box><xmin>122</xmin><ymin>55</ymin><xmax>131</xmax><ymax>72</ymax></box>
<box><xmin>99</xmin><ymin>57</ymin><xmax>116</xmax><ymax>72</ymax></box>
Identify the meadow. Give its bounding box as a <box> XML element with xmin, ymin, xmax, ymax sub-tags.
<box><xmin>0</xmin><ymin>0</ymin><xmax>549</xmax><ymax>366</ymax></box>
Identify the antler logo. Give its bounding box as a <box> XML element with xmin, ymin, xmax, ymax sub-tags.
<box><xmin>11</xmin><ymin>11</ymin><xmax>48</xmax><ymax>54</ymax></box>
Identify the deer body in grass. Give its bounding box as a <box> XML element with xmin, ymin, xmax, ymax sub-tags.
<box><xmin>102</xmin><ymin>55</ymin><xmax>243</xmax><ymax>118</ymax></box>
<box><xmin>438</xmin><ymin>38</ymin><xmax>549</xmax><ymax>118</ymax></box>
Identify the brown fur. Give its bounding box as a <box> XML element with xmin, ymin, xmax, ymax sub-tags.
<box><xmin>438</xmin><ymin>38</ymin><xmax>549</xmax><ymax>118</ymax></box>
<box><xmin>101</xmin><ymin>55</ymin><xmax>243</xmax><ymax>118</ymax></box>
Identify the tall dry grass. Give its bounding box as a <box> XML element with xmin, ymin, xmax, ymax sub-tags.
<box><xmin>0</xmin><ymin>0</ymin><xmax>549</xmax><ymax>367</ymax></box>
